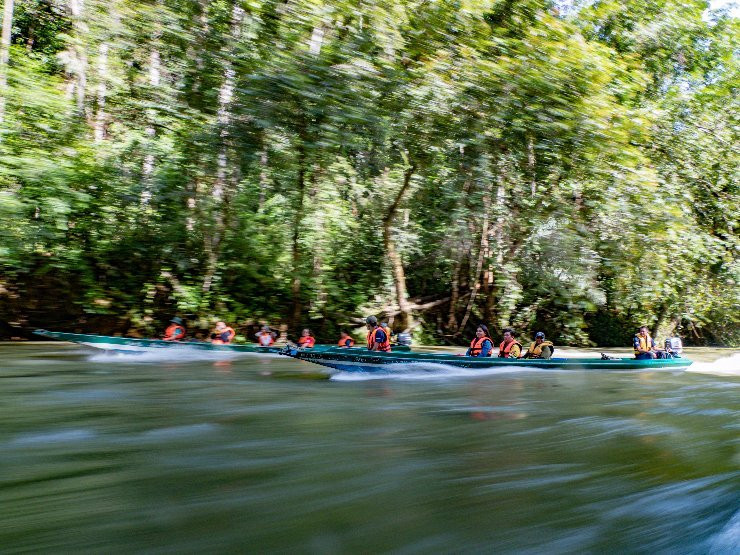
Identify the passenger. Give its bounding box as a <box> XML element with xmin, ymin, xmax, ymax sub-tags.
<box><xmin>255</xmin><ymin>325</ymin><xmax>276</xmax><ymax>347</ymax></box>
<box><xmin>633</xmin><ymin>326</ymin><xmax>662</xmax><ymax>359</ymax></box>
<box><xmin>466</xmin><ymin>324</ymin><xmax>493</xmax><ymax>357</ymax></box>
<box><xmin>337</xmin><ymin>331</ymin><xmax>355</xmax><ymax>348</ymax></box>
<box><xmin>163</xmin><ymin>317</ymin><xmax>186</xmax><ymax>341</ymax></box>
<box><xmin>522</xmin><ymin>332</ymin><xmax>554</xmax><ymax>359</ymax></box>
<box><xmin>297</xmin><ymin>328</ymin><xmax>316</xmax><ymax>348</ymax></box>
<box><xmin>210</xmin><ymin>321</ymin><xmax>235</xmax><ymax>345</ymax></box>
<box><xmin>366</xmin><ymin>315</ymin><xmax>391</xmax><ymax>352</ymax></box>
<box><xmin>498</xmin><ymin>328</ymin><xmax>522</xmax><ymax>358</ymax></box>
<box><xmin>381</xmin><ymin>322</ymin><xmax>395</xmax><ymax>344</ymax></box>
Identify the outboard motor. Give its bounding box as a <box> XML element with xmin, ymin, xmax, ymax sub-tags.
<box><xmin>396</xmin><ymin>332</ymin><xmax>412</xmax><ymax>346</ymax></box>
<box><xmin>664</xmin><ymin>336</ymin><xmax>683</xmax><ymax>358</ymax></box>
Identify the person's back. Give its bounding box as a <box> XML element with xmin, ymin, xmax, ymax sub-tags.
<box><xmin>163</xmin><ymin>317</ymin><xmax>186</xmax><ymax>341</ymax></box>
<box><xmin>211</xmin><ymin>321</ymin><xmax>235</xmax><ymax>345</ymax></box>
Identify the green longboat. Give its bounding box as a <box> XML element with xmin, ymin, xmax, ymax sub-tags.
<box><xmin>281</xmin><ymin>346</ymin><xmax>693</xmax><ymax>373</ymax></box>
<box><xmin>33</xmin><ymin>329</ymin><xmax>411</xmax><ymax>356</ymax></box>
<box><xmin>34</xmin><ymin>329</ymin><xmax>284</xmax><ymax>354</ymax></box>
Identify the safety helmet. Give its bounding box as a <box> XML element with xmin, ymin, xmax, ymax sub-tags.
<box><xmin>366</xmin><ymin>316</ymin><xmax>378</xmax><ymax>326</ymax></box>
<box><xmin>535</xmin><ymin>331</ymin><xmax>545</xmax><ymax>339</ymax></box>
<box><xmin>171</xmin><ymin>317</ymin><xmax>183</xmax><ymax>325</ymax></box>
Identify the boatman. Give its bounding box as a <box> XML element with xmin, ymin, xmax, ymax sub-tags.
<box><xmin>634</xmin><ymin>326</ymin><xmax>662</xmax><ymax>359</ymax></box>
<box><xmin>498</xmin><ymin>328</ymin><xmax>522</xmax><ymax>358</ymax></box>
<box><xmin>522</xmin><ymin>332</ymin><xmax>554</xmax><ymax>359</ymax></box>
<box><xmin>366</xmin><ymin>316</ymin><xmax>391</xmax><ymax>352</ymax></box>
<box><xmin>297</xmin><ymin>328</ymin><xmax>316</xmax><ymax>348</ymax></box>
<box><xmin>337</xmin><ymin>330</ymin><xmax>355</xmax><ymax>347</ymax></box>
<box><xmin>381</xmin><ymin>322</ymin><xmax>395</xmax><ymax>345</ymax></box>
<box><xmin>255</xmin><ymin>325</ymin><xmax>277</xmax><ymax>347</ymax></box>
<box><xmin>163</xmin><ymin>317</ymin><xmax>186</xmax><ymax>341</ymax></box>
<box><xmin>210</xmin><ymin>321</ymin><xmax>235</xmax><ymax>345</ymax></box>
<box><xmin>466</xmin><ymin>324</ymin><xmax>493</xmax><ymax>357</ymax></box>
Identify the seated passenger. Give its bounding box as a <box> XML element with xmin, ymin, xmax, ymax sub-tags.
<box><xmin>498</xmin><ymin>328</ymin><xmax>522</xmax><ymax>359</ymax></box>
<box><xmin>366</xmin><ymin>315</ymin><xmax>391</xmax><ymax>352</ymax></box>
<box><xmin>522</xmin><ymin>332</ymin><xmax>554</xmax><ymax>359</ymax></box>
<box><xmin>633</xmin><ymin>326</ymin><xmax>662</xmax><ymax>359</ymax></box>
<box><xmin>297</xmin><ymin>328</ymin><xmax>316</xmax><ymax>348</ymax></box>
<box><xmin>210</xmin><ymin>321</ymin><xmax>235</xmax><ymax>345</ymax></box>
<box><xmin>466</xmin><ymin>324</ymin><xmax>493</xmax><ymax>357</ymax></box>
<box><xmin>163</xmin><ymin>317</ymin><xmax>186</xmax><ymax>341</ymax></box>
<box><xmin>381</xmin><ymin>322</ymin><xmax>395</xmax><ymax>344</ymax></box>
<box><xmin>337</xmin><ymin>331</ymin><xmax>355</xmax><ymax>348</ymax></box>
<box><xmin>255</xmin><ymin>325</ymin><xmax>276</xmax><ymax>347</ymax></box>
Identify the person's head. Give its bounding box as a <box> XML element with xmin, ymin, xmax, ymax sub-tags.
<box><xmin>503</xmin><ymin>328</ymin><xmax>515</xmax><ymax>341</ymax></box>
<box><xmin>535</xmin><ymin>331</ymin><xmax>545</xmax><ymax>344</ymax></box>
<box><xmin>261</xmin><ymin>325</ymin><xmax>270</xmax><ymax>332</ymax></box>
<box><xmin>639</xmin><ymin>326</ymin><xmax>649</xmax><ymax>336</ymax></box>
<box><xmin>381</xmin><ymin>322</ymin><xmax>390</xmax><ymax>329</ymax></box>
<box><xmin>302</xmin><ymin>328</ymin><xmax>311</xmax><ymax>336</ymax></box>
<box><xmin>366</xmin><ymin>316</ymin><xmax>378</xmax><ymax>329</ymax></box>
<box><xmin>215</xmin><ymin>321</ymin><xmax>226</xmax><ymax>331</ymax></box>
<box><xmin>476</xmin><ymin>324</ymin><xmax>490</xmax><ymax>337</ymax></box>
<box><xmin>170</xmin><ymin>317</ymin><xmax>183</xmax><ymax>325</ymax></box>
<box><xmin>340</xmin><ymin>330</ymin><xmax>349</xmax><ymax>338</ymax></box>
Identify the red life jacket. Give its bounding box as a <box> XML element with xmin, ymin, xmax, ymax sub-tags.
<box><xmin>163</xmin><ymin>324</ymin><xmax>185</xmax><ymax>341</ymax></box>
<box><xmin>367</xmin><ymin>326</ymin><xmax>391</xmax><ymax>352</ymax></box>
<box><xmin>498</xmin><ymin>339</ymin><xmax>522</xmax><ymax>358</ymax></box>
<box><xmin>298</xmin><ymin>335</ymin><xmax>315</xmax><ymax>348</ymax></box>
<box><xmin>469</xmin><ymin>336</ymin><xmax>492</xmax><ymax>357</ymax></box>
<box><xmin>212</xmin><ymin>326</ymin><xmax>235</xmax><ymax>345</ymax></box>
<box><xmin>338</xmin><ymin>336</ymin><xmax>355</xmax><ymax>347</ymax></box>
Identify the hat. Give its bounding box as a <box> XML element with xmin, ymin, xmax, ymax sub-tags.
<box><xmin>535</xmin><ymin>331</ymin><xmax>545</xmax><ymax>339</ymax></box>
<box><xmin>170</xmin><ymin>317</ymin><xmax>183</xmax><ymax>325</ymax></box>
<box><xmin>366</xmin><ymin>316</ymin><xmax>378</xmax><ymax>326</ymax></box>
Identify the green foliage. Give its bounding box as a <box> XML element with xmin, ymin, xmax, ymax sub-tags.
<box><xmin>0</xmin><ymin>0</ymin><xmax>737</xmax><ymax>346</ymax></box>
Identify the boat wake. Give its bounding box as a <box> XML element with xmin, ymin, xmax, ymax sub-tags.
<box><xmin>86</xmin><ymin>348</ymin><xmax>257</xmax><ymax>364</ymax></box>
<box><xmin>330</xmin><ymin>362</ymin><xmax>568</xmax><ymax>382</ymax></box>
<box><xmin>686</xmin><ymin>353</ymin><xmax>740</xmax><ymax>377</ymax></box>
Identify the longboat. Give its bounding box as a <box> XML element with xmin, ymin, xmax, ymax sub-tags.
<box><xmin>34</xmin><ymin>329</ymin><xmax>286</xmax><ymax>354</ymax></box>
<box><xmin>280</xmin><ymin>345</ymin><xmax>692</xmax><ymax>373</ymax></box>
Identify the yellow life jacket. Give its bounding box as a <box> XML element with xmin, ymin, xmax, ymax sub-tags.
<box><xmin>634</xmin><ymin>333</ymin><xmax>654</xmax><ymax>355</ymax></box>
<box><xmin>527</xmin><ymin>340</ymin><xmax>554</xmax><ymax>358</ymax></box>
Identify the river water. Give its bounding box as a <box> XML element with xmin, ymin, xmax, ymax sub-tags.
<box><xmin>1</xmin><ymin>343</ymin><xmax>738</xmax><ymax>553</ymax></box>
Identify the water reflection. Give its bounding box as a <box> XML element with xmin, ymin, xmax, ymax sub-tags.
<box><xmin>0</xmin><ymin>345</ymin><xmax>738</xmax><ymax>553</ymax></box>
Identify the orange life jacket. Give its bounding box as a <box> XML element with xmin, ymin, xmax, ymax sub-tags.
<box><xmin>469</xmin><ymin>336</ymin><xmax>492</xmax><ymax>357</ymax></box>
<box><xmin>367</xmin><ymin>326</ymin><xmax>391</xmax><ymax>352</ymax></box>
<box><xmin>257</xmin><ymin>332</ymin><xmax>275</xmax><ymax>346</ymax></box>
<box><xmin>498</xmin><ymin>339</ymin><xmax>522</xmax><ymax>358</ymax></box>
<box><xmin>212</xmin><ymin>326</ymin><xmax>235</xmax><ymax>345</ymax></box>
<box><xmin>298</xmin><ymin>335</ymin><xmax>315</xmax><ymax>348</ymax></box>
<box><xmin>338</xmin><ymin>336</ymin><xmax>355</xmax><ymax>347</ymax></box>
<box><xmin>163</xmin><ymin>324</ymin><xmax>185</xmax><ymax>341</ymax></box>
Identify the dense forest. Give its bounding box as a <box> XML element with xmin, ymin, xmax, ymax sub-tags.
<box><xmin>0</xmin><ymin>0</ymin><xmax>737</xmax><ymax>346</ymax></box>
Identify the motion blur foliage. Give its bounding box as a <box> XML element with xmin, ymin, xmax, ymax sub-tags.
<box><xmin>0</xmin><ymin>0</ymin><xmax>737</xmax><ymax>346</ymax></box>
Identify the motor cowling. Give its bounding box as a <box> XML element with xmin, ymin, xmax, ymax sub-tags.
<box><xmin>396</xmin><ymin>332</ymin><xmax>412</xmax><ymax>346</ymax></box>
<box><xmin>665</xmin><ymin>336</ymin><xmax>683</xmax><ymax>354</ymax></box>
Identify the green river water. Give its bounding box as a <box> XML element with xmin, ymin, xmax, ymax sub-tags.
<box><xmin>1</xmin><ymin>343</ymin><xmax>738</xmax><ymax>553</ymax></box>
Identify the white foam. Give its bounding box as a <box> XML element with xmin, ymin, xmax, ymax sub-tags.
<box><xmin>330</xmin><ymin>362</ymin><xmax>564</xmax><ymax>382</ymax></box>
<box><xmin>709</xmin><ymin>509</ymin><xmax>740</xmax><ymax>554</ymax></box>
<box><xmin>86</xmin><ymin>347</ymin><xmax>276</xmax><ymax>364</ymax></box>
<box><xmin>687</xmin><ymin>353</ymin><xmax>740</xmax><ymax>377</ymax></box>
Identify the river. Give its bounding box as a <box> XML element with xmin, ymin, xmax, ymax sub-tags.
<box><xmin>1</xmin><ymin>343</ymin><xmax>738</xmax><ymax>553</ymax></box>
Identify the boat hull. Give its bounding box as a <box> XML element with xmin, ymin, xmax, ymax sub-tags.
<box><xmin>282</xmin><ymin>347</ymin><xmax>693</xmax><ymax>373</ymax></box>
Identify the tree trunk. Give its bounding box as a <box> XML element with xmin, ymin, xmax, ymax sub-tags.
<box><xmin>68</xmin><ymin>0</ymin><xmax>87</xmax><ymax>114</ymax></box>
<box><xmin>383</xmin><ymin>164</ymin><xmax>415</xmax><ymax>331</ymax></box>
<box><xmin>202</xmin><ymin>4</ymin><xmax>244</xmax><ymax>295</ymax></box>
<box><xmin>290</xmin><ymin>142</ymin><xmax>307</xmax><ymax>327</ymax></box>
<box><xmin>458</xmin><ymin>189</ymin><xmax>491</xmax><ymax>333</ymax></box>
<box><xmin>0</xmin><ymin>0</ymin><xmax>13</xmax><ymax>127</ymax></box>
<box><xmin>93</xmin><ymin>42</ymin><xmax>108</xmax><ymax>142</ymax></box>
